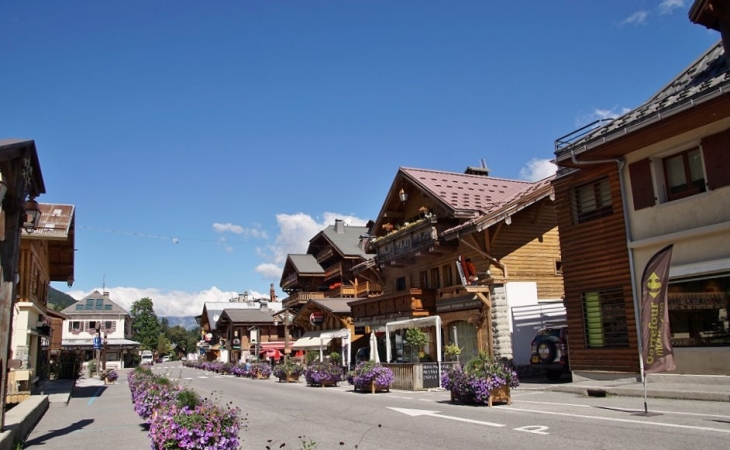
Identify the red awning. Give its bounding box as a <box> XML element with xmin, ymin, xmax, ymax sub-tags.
<box><xmin>258</xmin><ymin>342</ymin><xmax>285</xmax><ymax>350</ymax></box>
<box><xmin>260</xmin><ymin>349</ymin><xmax>282</xmax><ymax>359</ymax></box>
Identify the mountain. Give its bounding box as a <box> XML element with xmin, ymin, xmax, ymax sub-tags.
<box><xmin>162</xmin><ymin>316</ymin><xmax>199</xmax><ymax>330</ymax></box>
<box><xmin>48</xmin><ymin>286</ymin><xmax>77</xmax><ymax>311</ymax></box>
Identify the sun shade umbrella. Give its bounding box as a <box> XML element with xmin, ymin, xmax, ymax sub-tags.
<box><xmin>369</xmin><ymin>332</ymin><xmax>380</xmax><ymax>363</ymax></box>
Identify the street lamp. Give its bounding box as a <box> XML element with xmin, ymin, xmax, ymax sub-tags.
<box><xmin>22</xmin><ymin>196</ymin><xmax>41</xmax><ymax>233</ymax></box>
<box><xmin>248</xmin><ymin>326</ymin><xmax>260</xmax><ymax>362</ymax></box>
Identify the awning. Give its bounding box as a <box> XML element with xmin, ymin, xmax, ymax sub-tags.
<box><xmin>258</xmin><ymin>342</ymin><xmax>285</xmax><ymax>350</ymax></box>
<box><xmin>291</xmin><ymin>331</ymin><xmax>333</xmax><ymax>350</ymax></box>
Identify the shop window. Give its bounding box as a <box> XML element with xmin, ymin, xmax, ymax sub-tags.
<box><xmin>663</xmin><ymin>147</ymin><xmax>706</xmax><ymax>201</ymax></box>
<box><xmin>582</xmin><ymin>287</ymin><xmax>629</xmax><ymax>348</ymax></box>
<box><xmin>668</xmin><ymin>275</ymin><xmax>730</xmax><ymax>347</ymax></box>
<box><xmin>573</xmin><ymin>177</ymin><xmax>612</xmax><ymax>224</ymax></box>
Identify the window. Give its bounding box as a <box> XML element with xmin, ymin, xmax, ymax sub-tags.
<box><xmin>85</xmin><ymin>299</ymin><xmax>94</xmax><ymax>310</ymax></box>
<box><xmin>667</xmin><ymin>274</ymin><xmax>730</xmax><ymax>348</ymax></box>
<box><xmin>87</xmin><ymin>321</ymin><xmax>98</xmax><ymax>331</ymax></box>
<box><xmin>419</xmin><ymin>271</ymin><xmax>428</xmax><ymax>289</ymax></box>
<box><xmin>430</xmin><ymin>268</ymin><xmax>441</xmax><ymax>289</ymax></box>
<box><xmin>663</xmin><ymin>147</ymin><xmax>706</xmax><ymax>201</ymax></box>
<box><xmin>573</xmin><ymin>177</ymin><xmax>612</xmax><ymax>224</ymax></box>
<box><xmin>104</xmin><ymin>321</ymin><xmax>113</xmax><ymax>331</ymax></box>
<box><xmin>104</xmin><ymin>304</ymin><xmax>112</xmax><ymax>310</ymax></box>
<box><xmin>395</xmin><ymin>277</ymin><xmax>407</xmax><ymax>291</ymax></box>
<box><xmin>555</xmin><ymin>260</ymin><xmax>563</xmax><ymax>275</ymax></box>
<box><xmin>75</xmin><ymin>304</ymin><xmax>84</xmax><ymax>310</ymax></box>
<box><xmin>582</xmin><ymin>287</ymin><xmax>629</xmax><ymax>348</ymax></box>
<box><xmin>95</xmin><ymin>299</ymin><xmax>104</xmax><ymax>310</ymax></box>
<box><xmin>69</xmin><ymin>321</ymin><xmax>81</xmax><ymax>331</ymax></box>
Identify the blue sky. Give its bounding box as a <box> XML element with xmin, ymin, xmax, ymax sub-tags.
<box><xmin>1</xmin><ymin>1</ymin><xmax>720</xmax><ymax>317</ymax></box>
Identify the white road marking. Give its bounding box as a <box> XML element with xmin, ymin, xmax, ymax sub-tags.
<box><xmin>502</xmin><ymin>407</ymin><xmax>730</xmax><ymax>434</ymax></box>
<box><xmin>389</xmin><ymin>407</ymin><xmax>505</xmax><ymax>427</ymax></box>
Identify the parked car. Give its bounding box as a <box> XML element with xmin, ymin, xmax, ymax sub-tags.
<box><xmin>162</xmin><ymin>355</ymin><xmax>170</xmax><ymax>363</ymax></box>
<box><xmin>530</xmin><ymin>324</ymin><xmax>569</xmax><ymax>380</ymax></box>
<box><xmin>141</xmin><ymin>350</ymin><xmax>154</xmax><ymax>366</ymax></box>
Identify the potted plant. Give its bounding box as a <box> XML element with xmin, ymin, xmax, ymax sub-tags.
<box><xmin>102</xmin><ymin>369</ymin><xmax>118</xmax><ymax>384</ymax></box>
<box><xmin>348</xmin><ymin>361</ymin><xmax>394</xmax><ymax>393</ymax></box>
<box><xmin>272</xmin><ymin>360</ymin><xmax>304</xmax><ymax>382</ymax></box>
<box><xmin>444</xmin><ymin>344</ymin><xmax>462</xmax><ymax>362</ymax></box>
<box><xmin>304</xmin><ymin>361</ymin><xmax>343</xmax><ymax>387</ymax></box>
<box><xmin>248</xmin><ymin>362</ymin><xmax>272</xmax><ymax>379</ymax></box>
<box><xmin>442</xmin><ymin>352</ymin><xmax>519</xmax><ymax>407</ymax></box>
<box><xmin>403</xmin><ymin>327</ymin><xmax>429</xmax><ymax>362</ymax></box>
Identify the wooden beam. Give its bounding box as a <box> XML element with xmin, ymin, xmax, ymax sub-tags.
<box><xmin>490</xmin><ymin>222</ymin><xmax>503</xmax><ymax>247</ymax></box>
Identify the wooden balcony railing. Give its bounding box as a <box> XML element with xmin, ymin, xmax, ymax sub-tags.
<box><xmin>316</xmin><ymin>247</ymin><xmax>334</xmax><ymax>263</ymax></box>
<box><xmin>324</xmin><ymin>262</ymin><xmax>342</xmax><ymax>281</ymax></box>
<box><xmin>373</xmin><ymin>216</ymin><xmax>439</xmax><ymax>265</ymax></box>
<box><xmin>282</xmin><ymin>272</ymin><xmax>298</xmax><ymax>288</ymax></box>
<box><xmin>351</xmin><ymin>288</ymin><xmax>436</xmax><ymax>318</ymax></box>
<box><xmin>282</xmin><ymin>291</ymin><xmax>326</xmax><ymax>308</ymax></box>
<box><xmin>356</xmin><ymin>281</ymin><xmax>383</xmax><ymax>297</ymax></box>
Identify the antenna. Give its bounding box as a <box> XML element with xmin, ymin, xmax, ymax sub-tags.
<box><xmin>102</xmin><ymin>274</ymin><xmax>106</xmax><ymax>291</ymax></box>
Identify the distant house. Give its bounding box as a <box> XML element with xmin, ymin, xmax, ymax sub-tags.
<box><xmin>215</xmin><ymin>306</ymin><xmax>286</xmax><ymax>363</ymax></box>
<box><xmin>196</xmin><ymin>287</ymin><xmax>281</xmax><ymax>361</ymax></box>
<box><xmin>551</xmin><ymin>2</ymin><xmax>730</xmax><ymax>377</ymax></box>
<box><xmin>60</xmin><ymin>291</ymin><xmax>140</xmax><ymax>369</ymax></box>
<box><xmin>280</xmin><ymin>219</ymin><xmax>382</xmax><ymax>312</ymax></box>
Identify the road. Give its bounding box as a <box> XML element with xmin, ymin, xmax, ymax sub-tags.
<box><xmin>152</xmin><ymin>363</ymin><xmax>730</xmax><ymax>450</ymax></box>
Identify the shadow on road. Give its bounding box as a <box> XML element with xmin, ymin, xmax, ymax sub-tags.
<box><xmin>24</xmin><ymin>419</ymin><xmax>94</xmax><ymax>446</ymax></box>
<box><xmin>71</xmin><ymin>385</ymin><xmax>108</xmax><ymax>398</ymax></box>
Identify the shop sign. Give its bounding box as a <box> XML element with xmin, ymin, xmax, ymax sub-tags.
<box><xmin>309</xmin><ymin>311</ymin><xmax>324</xmax><ymax>325</ymax></box>
<box><xmin>436</xmin><ymin>295</ymin><xmax>482</xmax><ymax>313</ymax></box>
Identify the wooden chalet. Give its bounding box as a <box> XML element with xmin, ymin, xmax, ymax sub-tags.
<box><xmin>9</xmin><ymin>202</ymin><xmax>75</xmax><ymax>404</ymax></box>
<box><xmin>215</xmin><ymin>306</ymin><xmax>288</xmax><ymax>363</ymax></box>
<box><xmin>290</xmin><ymin>298</ymin><xmax>360</xmax><ymax>363</ymax></box>
<box><xmin>349</xmin><ymin>165</ymin><xmax>564</xmax><ymax>364</ymax></box>
<box><xmin>280</xmin><ymin>219</ymin><xmax>382</xmax><ymax>311</ymax></box>
<box><xmin>551</xmin><ymin>2</ymin><xmax>730</xmax><ymax>377</ymax></box>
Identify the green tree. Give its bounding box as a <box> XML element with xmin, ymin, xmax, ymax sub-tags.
<box><xmin>166</xmin><ymin>325</ymin><xmax>191</xmax><ymax>353</ymax></box>
<box><xmin>157</xmin><ymin>333</ymin><xmax>173</xmax><ymax>357</ymax></box>
<box><xmin>130</xmin><ymin>297</ymin><xmax>161</xmax><ymax>351</ymax></box>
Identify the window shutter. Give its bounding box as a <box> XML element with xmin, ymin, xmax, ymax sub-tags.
<box><xmin>628</xmin><ymin>158</ymin><xmax>655</xmax><ymax>210</ymax></box>
<box><xmin>702</xmin><ymin>129</ymin><xmax>730</xmax><ymax>190</ymax></box>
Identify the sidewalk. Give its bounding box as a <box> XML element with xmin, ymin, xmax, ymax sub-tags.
<box><xmin>1</xmin><ymin>370</ymin><xmax>728</xmax><ymax>449</ymax></box>
<box><xmin>2</xmin><ymin>369</ymin><xmax>150</xmax><ymax>450</ymax></box>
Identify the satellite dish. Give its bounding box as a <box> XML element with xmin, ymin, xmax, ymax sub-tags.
<box><xmin>213</xmin><ymin>314</ymin><xmax>219</xmax><ymax>322</ymax></box>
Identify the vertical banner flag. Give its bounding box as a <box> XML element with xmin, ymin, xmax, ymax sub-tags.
<box><xmin>640</xmin><ymin>244</ymin><xmax>675</xmax><ymax>374</ymax></box>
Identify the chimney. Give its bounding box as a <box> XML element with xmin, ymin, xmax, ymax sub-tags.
<box><xmin>334</xmin><ymin>218</ymin><xmax>345</xmax><ymax>234</ymax></box>
<box><xmin>464</xmin><ymin>158</ymin><xmax>490</xmax><ymax>177</ymax></box>
<box><xmin>270</xmin><ymin>283</ymin><xmax>277</xmax><ymax>302</ymax></box>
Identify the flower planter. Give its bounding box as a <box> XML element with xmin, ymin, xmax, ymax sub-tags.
<box><xmin>309</xmin><ymin>380</ymin><xmax>338</xmax><ymax>387</ymax></box>
<box><xmin>255</xmin><ymin>373</ymin><xmax>270</xmax><ymax>380</ymax></box>
<box><xmin>450</xmin><ymin>385</ymin><xmax>511</xmax><ymax>407</ymax></box>
<box><xmin>104</xmin><ymin>379</ymin><xmax>115</xmax><ymax>385</ymax></box>
<box><xmin>356</xmin><ymin>382</ymin><xmax>390</xmax><ymax>394</ymax></box>
<box><xmin>278</xmin><ymin>374</ymin><xmax>300</xmax><ymax>383</ymax></box>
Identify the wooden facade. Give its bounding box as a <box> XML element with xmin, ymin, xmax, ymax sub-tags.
<box><xmin>281</xmin><ymin>220</ymin><xmax>382</xmax><ymax>311</ymax></box>
<box><xmin>350</xmin><ymin>166</ymin><xmax>564</xmax><ymax>363</ymax></box>
<box><xmin>552</xmin><ymin>164</ymin><xmax>637</xmax><ymax>373</ymax></box>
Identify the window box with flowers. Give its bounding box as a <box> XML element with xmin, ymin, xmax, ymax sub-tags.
<box><xmin>441</xmin><ymin>353</ymin><xmax>519</xmax><ymax>407</ymax></box>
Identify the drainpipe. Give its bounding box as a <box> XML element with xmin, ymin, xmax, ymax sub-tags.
<box><xmin>569</xmin><ymin>151</ymin><xmax>645</xmax><ymax>383</ymax></box>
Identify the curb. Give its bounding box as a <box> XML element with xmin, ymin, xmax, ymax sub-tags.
<box><xmin>548</xmin><ymin>384</ymin><xmax>730</xmax><ymax>402</ymax></box>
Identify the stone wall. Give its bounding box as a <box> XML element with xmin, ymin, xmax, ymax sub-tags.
<box><xmin>490</xmin><ymin>284</ymin><xmax>513</xmax><ymax>361</ymax></box>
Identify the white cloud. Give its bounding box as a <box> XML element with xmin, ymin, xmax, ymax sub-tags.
<box><xmin>658</xmin><ymin>0</ymin><xmax>685</xmax><ymax>15</ymax></box>
<box><xmin>622</xmin><ymin>10</ymin><xmax>649</xmax><ymax>25</ymax></box>
<box><xmin>255</xmin><ymin>262</ymin><xmax>283</xmax><ymax>280</ymax></box>
<box><xmin>519</xmin><ymin>158</ymin><xmax>557</xmax><ymax>181</ymax></box>
<box><xmin>65</xmin><ymin>286</ymin><xmax>267</xmax><ymax>317</ymax></box>
<box><xmin>213</xmin><ymin>222</ymin><xmax>244</xmax><ymax>234</ymax></box>
<box><xmin>213</xmin><ymin>222</ymin><xmax>268</xmax><ymax>239</ymax></box>
<box><xmin>575</xmin><ymin>107</ymin><xmax>631</xmax><ymax>127</ymax></box>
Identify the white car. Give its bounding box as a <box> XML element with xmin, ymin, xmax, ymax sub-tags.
<box><xmin>162</xmin><ymin>356</ymin><xmax>170</xmax><ymax>363</ymax></box>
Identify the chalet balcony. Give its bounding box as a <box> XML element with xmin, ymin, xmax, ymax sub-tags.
<box><xmin>282</xmin><ymin>291</ymin><xmax>326</xmax><ymax>308</ymax></box>
<box><xmin>324</xmin><ymin>262</ymin><xmax>342</xmax><ymax>281</ymax></box>
<box><xmin>316</xmin><ymin>247</ymin><xmax>334</xmax><ymax>263</ymax></box>
<box><xmin>282</xmin><ymin>272</ymin><xmax>298</xmax><ymax>289</ymax></box>
<box><xmin>349</xmin><ymin>288</ymin><xmax>436</xmax><ymax>319</ymax></box>
<box><xmin>372</xmin><ymin>216</ymin><xmax>440</xmax><ymax>265</ymax></box>
<box><xmin>325</xmin><ymin>281</ymin><xmax>384</xmax><ymax>299</ymax></box>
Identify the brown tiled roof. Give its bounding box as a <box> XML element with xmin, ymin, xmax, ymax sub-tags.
<box><xmin>23</xmin><ymin>203</ymin><xmax>75</xmax><ymax>239</ymax></box>
<box><xmin>401</xmin><ymin>167</ymin><xmax>547</xmax><ymax>215</ymax></box>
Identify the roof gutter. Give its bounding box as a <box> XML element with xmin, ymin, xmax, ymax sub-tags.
<box><xmin>569</xmin><ymin>150</ymin><xmax>645</xmax><ymax>383</ymax></box>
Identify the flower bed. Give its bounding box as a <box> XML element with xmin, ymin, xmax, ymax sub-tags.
<box><xmin>128</xmin><ymin>366</ymin><xmax>242</xmax><ymax>449</ymax></box>
<box><xmin>441</xmin><ymin>354</ymin><xmax>519</xmax><ymax>406</ymax></box>
<box><xmin>304</xmin><ymin>361</ymin><xmax>344</xmax><ymax>386</ymax></box>
<box><xmin>348</xmin><ymin>361</ymin><xmax>394</xmax><ymax>393</ymax></box>
<box><xmin>248</xmin><ymin>363</ymin><xmax>272</xmax><ymax>379</ymax></box>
